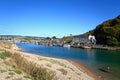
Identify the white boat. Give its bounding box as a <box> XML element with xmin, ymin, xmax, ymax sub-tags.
<box><xmin>63</xmin><ymin>44</ymin><xmax>71</xmax><ymax>48</ymax></box>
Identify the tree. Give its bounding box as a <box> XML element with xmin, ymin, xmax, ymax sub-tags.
<box><xmin>93</xmin><ymin>15</ymin><xmax>120</xmax><ymax>46</ymax></box>
<box><xmin>106</xmin><ymin>36</ymin><xmax>119</xmax><ymax>46</ymax></box>
<box><xmin>45</xmin><ymin>37</ymin><xmax>51</xmax><ymax>40</ymax></box>
<box><xmin>52</xmin><ymin>36</ymin><xmax>56</xmax><ymax>39</ymax></box>
<box><xmin>62</xmin><ymin>36</ymin><xmax>73</xmax><ymax>43</ymax></box>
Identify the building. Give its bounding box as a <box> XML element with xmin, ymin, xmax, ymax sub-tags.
<box><xmin>72</xmin><ymin>34</ymin><xmax>96</xmax><ymax>47</ymax></box>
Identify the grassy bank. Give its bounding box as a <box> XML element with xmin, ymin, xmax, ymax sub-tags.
<box><xmin>0</xmin><ymin>50</ymin><xmax>56</xmax><ymax>80</ymax></box>
<box><xmin>0</xmin><ymin>41</ymin><xmax>95</xmax><ymax>80</ymax></box>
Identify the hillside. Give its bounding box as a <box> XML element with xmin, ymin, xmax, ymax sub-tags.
<box><xmin>93</xmin><ymin>15</ymin><xmax>120</xmax><ymax>46</ymax></box>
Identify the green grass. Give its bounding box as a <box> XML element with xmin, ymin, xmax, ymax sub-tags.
<box><xmin>49</xmin><ymin>59</ymin><xmax>66</xmax><ymax>67</ymax></box>
<box><xmin>0</xmin><ymin>70</ymin><xmax>7</xmax><ymax>73</ymax></box>
<box><xmin>14</xmin><ymin>69</ymin><xmax>23</xmax><ymax>74</ymax></box>
<box><xmin>31</xmin><ymin>66</ymin><xmax>56</xmax><ymax>80</ymax></box>
<box><xmin>9</xmin><ymin>72</ymin><xmax>15</xmax><ymax>75</ymax></box>
<box><xmin>12</xmin><ymin>53</ymin><xmax>57</xmax><ymax>80</ymax></box>
<box><xmin>38</xmin><ymin>57</ymin><xmax>66</xmax><ymax>67</ymax></box>
<box><xmin>24</xmin><ymin>75</ymin><xmax>31</xmax><ymax>79</ymax></box>
<box><xmin>0</xmin><ymin>51</ymin><xmax>10</xmax><ymax>59</ymax></box>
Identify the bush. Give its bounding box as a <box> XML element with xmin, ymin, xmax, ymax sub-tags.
<box><xmin>57</xmin><ymin>68</ymin><xmax>67</xmax><ymax>75</ymax></box>
<box><xmin>0</xmin><ymin>51</ymin><xmax>10</xmax><ymax>59</ymax></box>
<box><xmin>62</xmin><ymin>36</ymin><xmax>73</xmax><ymax>43</ymax></box>
<box><xmin>12</xmin><ymin>53</ymin><xmax>56</xmax><ymax>80</ymax></box>
<box><xmin>14</xmin><ymin>69</ymin><xmax>23</xmax><ymax>74</ymax></box>
<box><xmin>106</xmin><ymin>36</ymin><xmax>119</xmax><ymax>46</ymax></box>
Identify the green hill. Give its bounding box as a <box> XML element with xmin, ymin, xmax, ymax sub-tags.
<box><xmin>93</xmin><ymin>15</ymin><xmax>120</xmax><ymax>46</ymax></box>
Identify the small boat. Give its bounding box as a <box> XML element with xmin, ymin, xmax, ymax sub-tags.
<box><xmin>63</xmin><ymin>44</ymin><xmax>71</xmax><ymax>48</ymax></box>
<box><xmin>99</xmin><ymin>67</ymin><xmax>112</xmax><ymax>73</ymax></box>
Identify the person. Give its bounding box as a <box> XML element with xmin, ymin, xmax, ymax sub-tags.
<box><xmin>107</xmin><ymin>66</ymin><xmax>110</xmax><ymax>70</ymax></box>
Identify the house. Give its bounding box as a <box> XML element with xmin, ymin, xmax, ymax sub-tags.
<box><xmin>72</xmin><ymin>34</ymin><xmax>96</xmax><ymax>46</ymax></box>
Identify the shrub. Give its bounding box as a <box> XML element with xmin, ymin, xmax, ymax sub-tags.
<box><xmin>57</xmin><ymin>68</ymin><xmax>67</xmax><ymax>75</ymax></box>
<box><xmin>9</xmin><ymin>72</ymin><xmax>15</xmax><ymax>75</ymax></box>
<box><xmin>106</xmin><ymin>36</ymin><xmax>119</xmax><ymax>46</ymax></box>
<box><xmin>0</xmin><ymin>51</ymin><xmax>10</xmax><ymax>59</ymax></box>
<box><xmin>0</xmin><ymin>70</ymin><xmax>7</xmax><ymax>73</ymax></box>
<box><xmin>49</xmin><ymin>59</ymin><xmax>66</xmax><ymax>67</ymax></box>
<box><xmin>12</xmin><ymin>53</ymin><xmax>56</xmax><ymax>80</ymax></box>
<box><xmin>14</xmin><ymin>69</ymin><xmax>23</xmax><ymax>74</ymax></box>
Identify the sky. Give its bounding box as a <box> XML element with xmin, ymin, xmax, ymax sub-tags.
<box><xmin>0</xmin><ymin>0</ymin><xmax>120</xmax><ymax>38</ymax></box>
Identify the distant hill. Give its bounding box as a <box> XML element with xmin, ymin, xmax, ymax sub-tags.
<box><xmin>0</xmin><ymin>35</ymin><xmax>44</xmax><ymax>39</ymax></box>
<box><xmin>93</xmin><ymin>15</ymin><xmax>120</xmax><ymax>46</ymax></box>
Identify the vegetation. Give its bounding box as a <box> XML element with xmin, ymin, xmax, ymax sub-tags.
<box><xmin>57</xmin><ymin>68</ymin><xmax>67</xmax><ymax>75</ymax></box>
<box><xmin>0</xmin><ymin>51</ymin><xmax>10</xmax><ymax>59</ymax></box>
<box><xmin>14</xmin><ymin>69</ymin><xmax>23</xmax><ymax>74</ymax></box>
<box><xmin>9</xmin><ymin>72</ymin><xmax>15</xmax><ymax>75</ymax></box>
<box><xmin>0</xmin><ymin>70</ymin><xmax>7</xmax><ymax>73</ymax></box>
<box><xmin>5</xmin><ymin>76</ymin><xmax>11</xmax><ymax>79</ymax></box>
<box><xmin>38</xmin><ymin>57</ymin><xmax>66</xmax><ymax>67</ymax></box>
<box><xmin>0</xmin><ymin>41</ymin><xmax>12</xmax><ymax>49</ymax></box>
<box><xmin>93</xmin><ymin>15</ymin><xmax>120</xmax><ymax>46</ymax></box>
<box><xmin>45</xmin><ymin>37</ymin><xmax>51</xmax><ymax>40</ymax></box>
<box><xmin>49</xmin><ymin>59</ymin><xmax>66</xmax><ymax>67</ymax></box>
<box><xmin>0</xmin><ymin>49</ymin><xmax>56</xmax><ymax>80</ymax></box>
<box><xmin>62</xmin><ymin>36</ymin><xmax>73</xmax><ymax>43</ymax></box>
<box><xmin>52</xmin><ymin>36</ymin><xmax>57</xmax><ymax>39</ymax></box>
<box><xmin>0</xmin><ymin>41</ymin><xmax>57</xmax><ymax>80</ymax></box>
<box><xmin>11</xmin><ymin>53</ymin><xmax>56</xmax><ymax>80</ymax></box>
<box><xmin>38</xmin><ymin>57</ymin><xmax>49</xmax><ymax>61</ymax></box>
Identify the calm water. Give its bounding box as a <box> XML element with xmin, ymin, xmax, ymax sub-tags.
<box><xmin>17</xmin><ymin>43</ymin><xmax>120</xmax><ymax>80</ymax></box>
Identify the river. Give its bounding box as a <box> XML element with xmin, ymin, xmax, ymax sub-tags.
<box><xmin>17</xmin><ymin>43</ymin><xmax>120</xmax><ymax>80</ymax></box>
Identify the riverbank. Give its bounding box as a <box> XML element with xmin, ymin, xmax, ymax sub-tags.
<box><xmin>71</xmin><ymin>44</ymin><xmax>120</xmax><ymax>50</ymax></box>
<box><xmin>78</xmin><ymin>45</ymin><xmax>120</xmax><ymax>50</ymax></box>
<box><xmin>15</xmin><ymin>42</ymin><xmax>120</xmax><ymax>80</ymax></box>
<box><xmin>0</xmin><ymin>41</ymin><xmax>96</xmax><ymax>80</ymax></box>
<box><xmin>91</xmin><ymin>45</ymin><xmax>120</xmax><ymax>50</ymax></box>
<box><xmin>68</xmin><ymin>60</ymin><xmax>102</xmax><ymax>80</ymax></box>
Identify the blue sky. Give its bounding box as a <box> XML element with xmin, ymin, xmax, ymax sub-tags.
<box><xmin>0</xmin><ymin>0</ymin><xmax>120</xmax><ymax>38</ymax></box>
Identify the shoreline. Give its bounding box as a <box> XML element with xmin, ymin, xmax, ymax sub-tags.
<box><xmin>20</xmin><ymin>50</ymin><xmax>100</xmax><ymax>80</ymax></box>
<box><xmin>0</xmin><ymin>42</ymin><xmax>98</xmax><ymax>80</ymax></box>
<box><xmin>0</xmin><ymin>46</ymin><xmax>95</xmax><ymax>80</ymax></box>
<box><xmin>17</xmin><ymin>46</ymin><xmax>100</xmax><ymax>80</ymax></box>
<box><xmin>67</xmin><ymin>60</ymin><xmax>101</xmax><ymax>80</ymax></box>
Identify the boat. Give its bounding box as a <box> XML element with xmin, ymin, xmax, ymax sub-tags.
<box><xmin>63</xmin><ymin>44</ymin><xmax>71</xmax><ymax>48</ymax></box>
<box><xmin>99</xmin><ymin>67</ymin><xmax>112</xmax><ymax>73</ymax></box>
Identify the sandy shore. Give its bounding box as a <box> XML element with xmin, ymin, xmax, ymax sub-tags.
<box><xmin>0</xmin><ymin>43</ymin><xmax>99</xmax><ymax>80</ymax></box>
<box><xmin>68</xmin><ymin>60</ymin><xmax>101</xmax><ymax>80</ymax></box>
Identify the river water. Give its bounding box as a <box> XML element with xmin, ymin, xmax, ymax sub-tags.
<box><xmin>17</xmin><ymin>43</ymin><xmax>120</xmax><ymax>80</ymax></box>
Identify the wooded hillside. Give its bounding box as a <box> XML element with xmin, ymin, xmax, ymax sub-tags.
<box><xmin>93</xmin><ymin>15</ymin><xmax>120</xmax><ymax>46</ymax></box>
